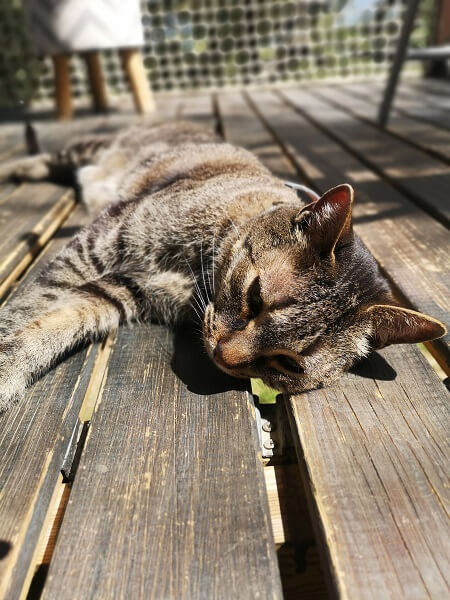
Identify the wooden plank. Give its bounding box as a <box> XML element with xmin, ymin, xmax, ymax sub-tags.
<box><xmin>406</xmin><ymin>77</ymin><xmax>450</xmax><ymax>99</ymax></box>
<box><xmin>288</xmin><ymin>343</ymin><xmax>450</xmax><ymax>600</ymax></box>
<box><xmin>0</xmin><ymin>183</ymin><xmax>75</xmax><ymax>298</ymax></box>
<box><xmin>178</xmin><ymin>92</ymin><xmax>216</xmax><ymax>129</ymax></box>
<box><xmin>0</xmin><ymin>205</ymin><xmax>101</xmax><ymax>599</ymax></box>
<box><xmin>374</xmin><ymin>79</ymin><xmax>450</xmax><ymax>129</ymax></box>
<box><xmin>42</xmin><ymin>325</ymin><xmax>283</xmax><ymax>600</ymax></box>
<box><xmin>44</xmin><ymin>91</ymin><xmax>281</xmax><ymax>598</ymax></box>
<box><xmin>324</xmin><ymin>82</ymin><xmax>450</xmax><ymax>163</ymax></box>
<box><xmin>219</xmin><ymin>91</ymin><xmax>449</xmax><ymax>366</ymax></box>
<box><xmin>280</xmin><ymin>87</ymin><xmax>450</xmax><ymax>227</ymax></box>
<box><xmin>395</xmin><ymin>79</ymin><xmax>450</xmax><ymax>111</ymax></box>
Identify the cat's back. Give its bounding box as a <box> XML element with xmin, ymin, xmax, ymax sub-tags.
<box><xmin>80</xmin><ymin>120</ymin><xmax>298</xmax><ymax>233</ymax></box>
<box><xmin>78</xmin><ymin>120</ymin><xmax>220</xmax><ymax>213</ymax></box>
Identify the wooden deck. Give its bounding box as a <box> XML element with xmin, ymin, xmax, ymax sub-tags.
<box><xmin>0</xmin><ymin>78</ymin><xmax>448</xmax><ymax>600</ymax></box>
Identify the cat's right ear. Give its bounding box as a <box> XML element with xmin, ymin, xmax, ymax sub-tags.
<box><xmin>366</xmin><ymin>304</ymin><xmax>447</xmax><ymax>349</ymax></box>
<box><xmin>294</xmin><ymin>184</ymin><xmax>354</xmax><ymax>256</ymax></box>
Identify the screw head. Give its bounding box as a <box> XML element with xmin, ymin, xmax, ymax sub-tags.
<box><xmin>262</xmin><ymin>420</ymin><xmax>272</xmax><ymax>432</ymax></box>
<box><xmin>263</xmin><ymin>439</ymin><xmax>275</xmax><ymax>450</ymax></box>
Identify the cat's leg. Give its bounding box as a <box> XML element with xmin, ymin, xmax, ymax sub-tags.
<box><xmin>0</xmin><ymin>153</ymin><xmax>54</xmax><ymax>183</ymax></box>
<box><xmin>0</xmin><ymin>270</ymin><xmax>144</xmax><ymax>411</ymax></box>
<box><xmin>0</xmin><ymin>135</ymin><xmax>114</xmax><ymax>184</ymax></box>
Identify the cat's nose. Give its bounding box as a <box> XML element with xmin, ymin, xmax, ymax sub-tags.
<box><xmin>213</xmin><ymin>339</ymin><xmax>248</xmax><ymax>368</ymax></box>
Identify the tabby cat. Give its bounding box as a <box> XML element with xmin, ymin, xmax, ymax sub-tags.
<box><xmin>0</xmin><ymin>120</ymin><xmax>445</xmax><ymax>410</ymax></box>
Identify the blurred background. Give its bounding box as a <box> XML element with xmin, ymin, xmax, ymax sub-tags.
<box><xmin>0</xmin><ymin>0</ymin><xmax>441</xmax><ymax>111</ymax></box>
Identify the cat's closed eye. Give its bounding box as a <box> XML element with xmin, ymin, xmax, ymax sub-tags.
<box><xmin>247</xmin><ymin>276</ymin><xmax>263</xmax><ymax>319</ymax></box>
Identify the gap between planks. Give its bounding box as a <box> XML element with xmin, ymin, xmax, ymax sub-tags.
<box><xmin>18</xmin><ymin>333</ymin><xmax>118</xmax><ymax>600</ymax></box>
<box><xmin>0</xmin><ymin>189</ymin><xmax>76</xmax><ymax>300</ymax></box>
<box><xmin>276</xmin><ymin>87</ymin><xmax>450</xmax><ymax>229</ymax></box>
<box><xmin>315</xmin><ymin>82</ymin><xmax>450</xmax><ymax>165</ymax></box>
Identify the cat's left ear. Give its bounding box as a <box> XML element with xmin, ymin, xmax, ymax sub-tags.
<box><xmin>366</xmin><ymin>304</ymin><xmax>447</xmax><ymax>349</ymax></box>
<box><xmin>295</xmin><ymin>183</ymin><xmax>354</xmax><ymax>256</ymax></box>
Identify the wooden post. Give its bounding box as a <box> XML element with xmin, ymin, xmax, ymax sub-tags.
<box><xmin>83</xmin><ymin>52</ymin><xmax>108</xmax><ymax>112</ymax></box>
<box><xmin>435</xmin><ymin>0</ymin><xmax>450</xmax><ymax>44</ymax></box>
<box><xmin>120</xmin><ymin>48</ymin><xmax>155</xmax><ymax>114</ymax></box>
<box><xmin>51</xmin><ymin>54</ymin><xmax>73</xmax><ymax>120</ymax></box>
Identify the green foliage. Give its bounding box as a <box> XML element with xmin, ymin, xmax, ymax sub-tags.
<box><xmin>251</xmin><ymin>379</ymin><xmax>279</xmax><ymax>405</ymax></box>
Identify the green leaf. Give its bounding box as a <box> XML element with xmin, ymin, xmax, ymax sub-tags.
<box><xmin>251</xmin><ymin>378</ymin><xmax>279</xmax><ymax>404</ymax></box>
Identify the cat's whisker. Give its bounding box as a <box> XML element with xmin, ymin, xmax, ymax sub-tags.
<box><xmin>189</xmin><ymin>299</ymin><xmax>203</xmax><ymax>321</ymax></box>
<box><xmin>200</xmin><ymin>239</ymin><xmax>211</xmax><ymax>305</ymax></box>
<box><xmin>226</xmin><ymin>214</ymin><xmax>240</xmax><ymax>237</ymax></box>
<box><xmin>191</xmin><ymin>291</ymin><xmax>205</xmax><ymax>317</ymax></box>
<box><xmin>194</xmin><ymin>284</ymin><xmax>207</xmax><ymax>311</ymax></box>
<box><xmin>184</xmin><ymin>258</ymin><xmax>207</xmax><ymax>311</ymax></box>
<box><xmin>211</xmin><ymin>231</ymin><xmax>217</xmax><ymax>295</ymax></box>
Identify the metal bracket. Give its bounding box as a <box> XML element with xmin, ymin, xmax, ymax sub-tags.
<box><xmin>254</xmin><ymin>404</ymin><xmax>274</xmax><ymax>459</ymax></box>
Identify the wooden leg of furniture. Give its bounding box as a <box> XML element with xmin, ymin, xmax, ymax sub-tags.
<box><xmin>52</xmin><ymin>54</ymin><xmax>73</xmax><ymax>120</ymax></box>
<box><xmin>120</xmin><ymin>48</ymin><xmax>155</xmax><ymax>114</ymax></box>
<box><xmin>83</xmin><ymin>52</ymin><xmax>108</xmax><ymax>112</ymax></box>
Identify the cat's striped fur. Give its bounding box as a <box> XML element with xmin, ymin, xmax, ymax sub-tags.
<box><xmin>0</xmin><ymin>120</ymin><xmax>445</xmax><ymax>410</ymax></box>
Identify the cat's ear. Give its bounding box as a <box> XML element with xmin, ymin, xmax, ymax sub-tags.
<box><xmin>366</xmin><ymin>304</ymin><xmax>447</xmax><ymax>349</ymax></box>
<box><xmin>295</xmin><ymin>183</ymin><xmax>354</xmax><ymax>256</ymax></box>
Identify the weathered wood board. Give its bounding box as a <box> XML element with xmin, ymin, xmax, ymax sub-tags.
<box><xmin>289</xmin><ymin>343</ymin><xmax>450</xmax><ymax>599</ymax></box>
<box><xmin>0</xmin><ymin>183</ymin><xmax>75</xmax><ymax>298</ymax></box>
<box><xmin>0</xmin><ymin>206</ymin><xmax>100</xmax><ymax>599</ymax></box>
<box><xmin>318</xmin><ymin>82</ymin><xmax>450</xmax><ymax>163</ymax></box>
<box><xmin>43</xmin><ymin>325</ymin><xmax>283</xmax><ymax>600</ymax></box>
<box><xmin>178</xmin><ymin>93</ymin><xmax>217</xmax><ymax>129</ymax></box>
<box><xmin>280</xmin><ymin>87</ymin><xmax>450</xmax><ymax>227</ymax></box>
<box><xmin>405</xmin><ymin>77</ymin><xmax>450</xmax><ymax>101</ymax></box>
<box><xmin>1</xmin><ymin>85</ymin><xmax>448</xmax><ymax>600</ymax></box>
<box><xmin>386</xmin><ymin>80</ymin><xmax>450</xmax><ymax>127</ymax></box>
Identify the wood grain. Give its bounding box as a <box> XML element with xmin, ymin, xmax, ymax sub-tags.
<box><xmin>0</xmin><ymin>345</ymin><xmax>99</xmax><ymax>600</ymax></box>
<box><xmin>0</xmin><ymin>205</ymin><xmax>100</xmax><ymax>599</ymax></box>
<box><xmin>288</xmin><ymin>343</ymin><xmax>450</xmax><ymax>599</ymax></box>
<box><xmin>178</xmin><ymin>93</ymin><xmax>217</xmax><ymax>130</ymax></box>
<box><xmin>43</xmin><ymin>325</ymin><xmax>282</xmax><ymax>600</ymax></box>
<box><xmin>280</xmin><ymin>87</ymin><xmax>450</xmax><ymax>227</ymax></box>
<box><xmin>405</xmin><ymin>77</ymin><xmax>450</xmax><ymax>100</ymax></box>
<box><xmin>0</xmin><ymin>183</ymin><xmax>75</xmax><ymax>298</ymax></box>
<box><xmin>220</xmin><ymin>91</ymin><xmax>449</xmax><ymax>364</ymax></box>
<box><xmin>384</xmin><ymin>81</ymin><xmax>450</xmax><ymax>128</ymax></box>
<box><xmin>321</xmin><ymin>82</ymin><xmax>450</xmax><ymax>163</ymax></box>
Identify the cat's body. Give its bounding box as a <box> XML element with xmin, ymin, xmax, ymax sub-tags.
<box><xmin>0</xmin><ymin>120</ymin><xmax>445</xmax><ymax>410</ymax></box>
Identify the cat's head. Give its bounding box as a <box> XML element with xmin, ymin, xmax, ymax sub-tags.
<box><xmin>203</xmin><ymin>184</ymin><xmax>446</xmax><ymax>393</ymax></box>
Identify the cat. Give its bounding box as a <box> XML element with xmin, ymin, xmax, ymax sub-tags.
<box><xmin>0</xmin><ymin>120</ymin><xmax>445</xmax><ymax>411</ymax></box>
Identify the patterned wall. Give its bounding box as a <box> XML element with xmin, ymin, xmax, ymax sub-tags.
<box><xmin>0</xmin><ymin>0</ymin><xmax>436</xmax><ymax>107</ymax></box>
